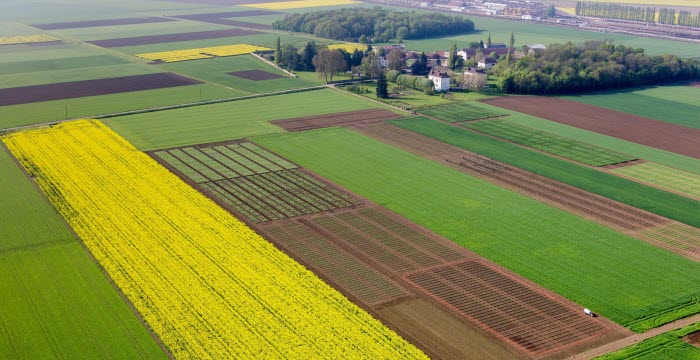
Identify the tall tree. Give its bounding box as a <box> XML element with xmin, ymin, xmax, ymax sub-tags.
<box><xmin>410</xmin><ymin>52</ymin><xmax>429</xmax><ymax>75</ymax></box>
<box><xmin>386</xmin><ymin>49</ymin><xmax>406</xmax><ymax>71</ymax></box>
<box><xmin>376</xmin><ymin>72</ymin><xmax>389</xmax><ymax>98</ymax></box>
<box><xmin>546</xmin><ymin>4</ymin><xmax>556</xmax><ymax>17</ymax></box>
<box><xmin>301</xmin><ymin>41</ymin><xmax>317</xmax><ymax>71</ymax></box>
<box><xmin>486</xmin><ymin>33</ymin><xmax>492</xmax><ymax>48</ymax></box>
<box><xmin>361</xmin><ymin>52</ymin><xmax>382</xmax><ymax>78</ymax></box>
<box><xmin>313</xmin><ymin>49</ymin><xmax>348</xmax><ymax>82</ymax></box>
<box><xmin>507</xmin><ymin>32</ymin><xmax>515</xmax><ymax>63</ymax></box>
<box><xmin>448</xmin><ymin>43</ymin><xmax>458</xmax><ymax>70</ymax></box>
<box><xmin>275</xmin><ymin>37</ymin><xmax>281</xmax><ymax>66</ymax></box>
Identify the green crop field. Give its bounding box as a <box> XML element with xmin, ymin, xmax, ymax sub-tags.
<box><xmin>596</xmin><ymin>322</ymin><xmax>700</xmax><ymax>359</ymax></box>
<box><xmin>0</xmin><ymin>63</ymin><xmax>162</xmax><ymax>89</ymax></box>
<box><xmin>472</xmin><ymin>101</ymin><xmax>700</xmax><ymax>175</ymax></box>
<box><xmin>464</xmin><ymin>119</ymin><xmax>637</xmax><ymax>166</ymax></box>
<box><xmin>417</xmin><ymin>102</ymin><xmax>506</xmax><ymax>122</ymax></box>
<box><xmin>394</xmin><ymin>117</ymin><xmax>700</xmax><ymax>228</ymax></box>
<box><xmin>612</xmin><ymin>162</ymin><xmax>700</xmax><ymax>199</ymax></box>
<box><xmin>158</xmin><ymin>55</ymin><xmax>319</xmax><ymax>94</ymax></box>
<box><xmin>0</xmin><ymin>84</ymin><xmax>240</xmax><ymax>130</ymax></box>
<box><xmin>0</xmin><ymin>146</ymin><xmax>165</xmax><ymax>359</ymax></box>
<box><xmin>253</xmin><ymin>127</ymin><xmax>700</xmax><ymax>332</ymax></box>
<box><xmin>342</xmin><ymin>83</ymin><xmax>491</xmax><ymax>108</ymax></box>
<box><xmin>104</xmin><ymin>88</ymin><xmax>391</xmax><ymax>150</ymax></box>
<box><xmin>564</xmin><ymin>84</ymin><xmax>700</xmax><ymax>130</ymax></box>
<box><xmin>0</xmin><ymin>55</ymin><xmax>129</xmax><ymax>75</ymax></box>
<box><xmin>52</xmin><ymin>20</ymin><xmax>231</xmax><ymax>42</ymax></box>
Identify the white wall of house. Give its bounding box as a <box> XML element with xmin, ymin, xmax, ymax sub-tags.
<box><xmin>428</xmin><ymin>75</ymin><xmax>450</xmax><ymax>91</ymax></box>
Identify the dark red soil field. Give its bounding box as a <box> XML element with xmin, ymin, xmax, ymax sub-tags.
<box><xmin>481</xmin><ymin>96</ymin><xmax>700</xmax><ymax>159</ymax></box>
<box><xmin>87</xmin><ymin>28</ymin><xmax>262</xmax><ymax>48</ymax></box>
<box><xmin>228</xmin><ymin>69</ymin><xmax>284</xmax><ymax>81</ymax></box>
<box><xmin>33</xmin><ymin>17</ymin><xmax>175</xmax><ymax>30</ymax></box>
<box><xmin>355</xmin><ymin>123</ymin><xmax>700</xmax><ymax>260</ymax></box>
<box><xmin>0</xmin><ymin>73</ymin><xmax>201</xmax><ymax>106</ymax></box>
<box><xmin>271</xmin><ymin>109</ymin><xmax>402</xmax><ymax>132</ymax></box>
<box><xmin>172</xmin><ymin>11</ymin><xmax>280</xmax><ymax>29</ymax></box>
<box><xmin>685</xmin><ymin>331</ymin><xmax>700</xmax><ymax>347</ymax></box>
<box><xmin>404</xmin><ymin>260</ymin><xmax>611</xmax><ymax>355</ymax></box>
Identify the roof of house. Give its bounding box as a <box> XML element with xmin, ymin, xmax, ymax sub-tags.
<box><xmin>526</xmin><ymin>44</ymin><xmax>546</xmax><ymax>49</ymax></box>
<box><xmin>459</xmin><ymin>48</ymin><xmax>512</xmax><ymax>57</ymax></box>
<box><xmin>485</xmin><ymin>43</ymin><xmax>507</xmax><ymax>48</ymax></box>
<box><xmin>429</xmin><ymin>69</ymin><xmax>451</xmax><ymax>78</ymax></box>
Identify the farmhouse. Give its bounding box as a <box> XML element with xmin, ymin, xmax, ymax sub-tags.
<box><xmin>485</xmin><ymin>42</ymin><xmax>507</xmax><ymax>49</ymax></box>
<box><xmin>428</xmin><ymin>69</ymin><xmax>451</xmax><ymax>92</ymax></box>
<box><xmin>478</xmin><ymin>57</ymin><xmax>497</xmax><ymax>69</ymax></box>
<box><xmin>524</xmin><ymin>44</ymin><xmax>547</xmax><ymax>54</ymax></box>
<box><xmin>457</xmin><ymin>47</ymin><xmax>513</xmax><ymax>61</ymax></box>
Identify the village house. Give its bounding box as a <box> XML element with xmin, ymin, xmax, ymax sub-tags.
<box><xmin>457</xmin><ymin>47</ymin><xmax>513</xmax><ymax>61</ymax></box>
<box><xmin>523</xmin><ymin>44</ymin><xmax>546</xmax><ymax>55</ymax></box>
<box><xmin>478</xmin><ymin>57</ymin><xmax>497</xmax><ymax>69</ymax></box>
<box><xmin>377</xmin><ymin>56</ymin><xmax>389</xmax><ymax>68</ymax></box>
<box><xmin>484</xmin><ymin>42</ymin><xmax>507</xmax><ymax>49</ymax></box>
<box><xmin>428</xmin><ymin>69</ymin><xmax>451</xmax><ymax>92</ymax></box>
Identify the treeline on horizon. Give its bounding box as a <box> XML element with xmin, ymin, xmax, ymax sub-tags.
<box><xmin>497</xmin><ymin>41</ymin><xmax>700</xmax><ymax>94</ymax></box>
<box><xmin>272</xmin><ymin>7</ymin><xmax>474</xmax><ymax>43</ymax></box>
<box><xmin>576</xmin><ymin>1</ymin><xmax>700</xmax><ymax>27</ymax></box>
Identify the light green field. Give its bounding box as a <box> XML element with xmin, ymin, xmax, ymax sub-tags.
<box><xmin>417</xmin><ymin>102</ymin><xmax>506</xmax><ymax>122</ymax></box>
<box><xmin>159</xmin><ymin>55</ymin><xmax>319</xmax><ymax>94</ymax></box>
<box><xmin>253</xmin><ymin>127</ymin><xmax>700</xmax><ymax>332</ymax></box>
<box><xmin>0</xmin><ymin>63</ymin><xmax>162</xmax><ymax>89</ymax></box>
<box><xmin>613</xmin><ymin>162</ymin><xmax>700</xmax><ymax>199</ymax></box>
<box><xmin>52</xmin><ymin>20</ymin><xmax>231</xmax><ymax>42</ymax></box>
<box><xmin>0</xmin><ymin>146</ymin><xmax>165</xmax><ymax>359</ymax></box>
<box><xmin>0</xmin><ymin>43</ymin><xmax>111</xmax><ymax>64</ymax></box>
<box><xmin>104</xmin><ymin>88</ymin><xmax>391</xmax><ymax>150</ymax></box>
<box><xmin>596</xmin><ymin>322</ymin><xmax>700</xmax><ymax>360</ymax></box>
<box><xmin>0</xmin><ymin>0</ymin><xmax>194</xmax><ymax>23</ymax></box>
<box><xmin>0</xmin><ymin>55</ymin><xmax>129</xmax><ymax>75</ymax></box>
<box><xmin>564</xmin><ymin>84</ymin><xmax>700</xmax><ymax>130</ymax></box>
<box><xmin>0</xmin><ymin>84</ymin><xmax>240</xmax><ymax>129</ymax></box>
<box><xmin>472</xmin><ymin>101</ymin><xmax>700</xmax><ymax>175</ymax></box>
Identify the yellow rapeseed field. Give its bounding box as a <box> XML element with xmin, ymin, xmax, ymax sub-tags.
<box><xmin>137</xmin><ymin>44</ymin><xmax>272</xmax><ymax>63</ymax></box>
<box><xmin>0</xmin><ymin>34</ymin><xmax>57</xmax><ymax>45</ymax></box>
<box><xmin>328</xmin><ymin>43</ymin><xmax>365</xmax><ymax>53</ymax></box>
<box><xmin>243</xmin><ymin>0</ymin><xmax>359</xmax><ymax>10</ymax></box>
<box><xmin>2</xmin><ymin>120</ymin><xmax>427</xmax><ymax>359</ymax></box>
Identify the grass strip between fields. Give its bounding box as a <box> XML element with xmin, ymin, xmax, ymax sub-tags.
<box><xmin>393</xmin><ymin>117</ymin><xmax>700</xmax><ymax>229</ymax></box>
<box><xmin>253</xmin><ymin>127</ymin><xmax>700</xmax><ymax>332</ymax></box>
<box><xmin>596</xmin><ymin>322</ymin><xmax>700</xmax><ymax>359</ymax></box>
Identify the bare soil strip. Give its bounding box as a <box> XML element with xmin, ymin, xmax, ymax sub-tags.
<box><xmin>228</xmin><ymin>69</ymin><xmax>284</xmax><ymax>81</ymax></box>
<box><xmin>34</xmin><ymin>17</ymin><xmax>176</xmax><ymax>30</ymax></box>
<box><xmin>0</xmin><ymin>73</ymin><xmax>201</xmax><ymax>106</ymax></box>
<box><xmin>87</xmin><ymin>28</ymin><xmax>262</xmax><ymax>48</ymax></box>
<box><xmin>271</xmin><ymin>109</ymin><xmax>402</xmax><ymax>132</ymax></box>
<box><xmin>685</xmin><ymin>331</ymin><xmax>700</xmax><ymax>348</ymax></box>
<box><xmin>354</xmin><ymin>123</ymin><xmax>700</xmax><ymax>261</ymax></box>
<box><xmin>480</xmin><ymin>96</ymin><xmax>700</xmax><ymax>159</ymax></box>
<box><xmin>172</xmin><ymin>11</ymin><xmax>281</xmax><ymax>29</ymax></box>
<box><xmin>404</xmin><ymin>260</ymin><xmax>610</xmax><ymax>355</ymax></box>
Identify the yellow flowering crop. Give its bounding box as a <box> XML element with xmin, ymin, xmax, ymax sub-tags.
<box><xmin>2</xmin><ymin>120</ymin><xmax>427</xmax><ymax>359</ymax></box>
<box><xmin>137</xmin><ymin>44</ymin><xmax>272</xmax><ymax>63</ymax></box>
<box><xmin>328</xmin><ymin>43</ymin><xmax>365</xmax><ymax>53</ymax></box>
<box><xmin>242</xmin><ymin>0</ymin><xmax>359</xmax><ymax>10</ymax></box>
<box><xmin>0</xmin><ymin>34</ymin><xmax>57</xmax><ymax>45</ymax></box>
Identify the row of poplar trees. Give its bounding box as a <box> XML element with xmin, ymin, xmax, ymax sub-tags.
<box><xmin>576</xmin><ymin>1</ymin><xmax>700</xmax><ymax>27</ymax></box>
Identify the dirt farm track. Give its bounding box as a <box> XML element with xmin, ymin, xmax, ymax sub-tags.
<box><xmin>481</xmin><ymin>96</ymin><xmax>700</xmax><ymax>159</ymax></box>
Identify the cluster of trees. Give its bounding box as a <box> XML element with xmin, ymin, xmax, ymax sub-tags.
<box><xmin>576</xmin><ymin>1</ymin><xmax>700</xmax><ymax>27</ymax></box>
<box><xmin>272</xmin><ymin>7</ymin><xmax>474</xmax><ymax>43</ymax></box>
<box><xmin>395</xmin><ymin>74</ymin><xmax>435</xmax><ymax>95</ymax></box>
<box><xmin>576</xmin><ymin>2</ymin><xmax>656</xmax><ymax>23</ymax></box>
<box><xmin>496</xmin><ymin>41</ymin><xmax>700</xmax><ymax>94</ymax></box>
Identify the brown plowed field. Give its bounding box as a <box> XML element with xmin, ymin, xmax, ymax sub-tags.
<box><xmin>34</xmin><ymin>17</ymin><xmax>176</xmax><ymax>30</ymax></box>
<box><xmin>173</xmin><ymin>11</ymin><xmax>280</xmax><ymax>29</ymax></box>
<box><xmin>354</xmin><ymin>123</ymin><xmax>700</xmax><ymax>261</ymax></box>
<box><xmin>404</xmin><ymin>260</ymin><xmax>611</xmax><ymax>355</ymax></box>
<box><xmin>271</xmin><ymin>109</ymin><xmax>402</xmax><ymax>132</ymax></box>
<box><xmin>87</xmin><ymin>28</ymin><xmax>262</xmax><ymax>48</ymax></box>
<box><xmin>0</xmin><ymin>73</ymin><xmax>201</xmax><ymax>106</ymax></box>
<box><xmin>228</xmin><ymin>69</ymin><xmax>284</xmax><ymax>81</ymax></box>
<box><xmin>480</xmin><ymin>96</ymin><xmax>700</xmax><ymax>159</ymax></box>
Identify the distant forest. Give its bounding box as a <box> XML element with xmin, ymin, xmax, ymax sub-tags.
<box><xmin>272</xmin><ymin>7</ymin><xmax>474</xmax><ymax>43</ymax></box>
<box><xmin>497</xmin><ymin>41</ymin><xmax>700</xmax><ymax>94</ymax></box>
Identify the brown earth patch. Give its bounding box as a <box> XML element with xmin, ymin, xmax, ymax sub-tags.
<box><xmin>0</xmin><ymin>73</ymin><xmax>201</xmax><ymax>106</ymax></box>
<box><xmin>228</xmin><ymin>69</ymin><xmax>284</xmax><ymax>81</ymax></box>
<box><xmin>172</xmin><ymin>11</ymin><xmax>280</xmax><ymax>29</ymax></box>
<box><xmin>271</xmin><ymin>109</ymin><xmax>402</xmax><ymax>132</ymax></box>
<box><xmin>685</xmin><ymin>331</ymin><xmax>700</xmax><ymax>348</ymax></box>
<box><xmin>87</xmin><ymin>28</ymin><xmax>262</xmax><ymax>48</ymax></box>
<box><xmin>34</xmin><ymin>17</ymin><xmax>176</xmax><ymax>30</ymax></box>
<box><xmin>353</xmin><ymin>123</ymin><xmax>700</xmax><ymax>261</ymax></box>
<box><xmin>480</xmin><ymin>96</ymin><xmax>700</xmax><ymax>159</ymax></box>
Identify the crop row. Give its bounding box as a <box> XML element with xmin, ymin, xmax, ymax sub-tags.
<box><xmin>463</xmin><ymin>119</ymin><xmax>637</xmax><ymax>167</ymax></box>
<box><xmin>417</xmin><ymin>102</ymin><xmax>506</xmax><ymax>123</ymax></box>
<box><xmin>612</xmin><ymin>162</ymin><xmax>700</xmax><ymax>199</ymax></box>
<box><xmin>2</xmin><ymin>120</ymin><xmax>426</xmax><ymax>359</ymax></box>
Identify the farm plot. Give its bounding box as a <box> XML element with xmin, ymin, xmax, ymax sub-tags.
<box><xmin>242</xmin><ymin>0</ymin><xmax>360</xmax><ymax>10</ymax></box>
<box><xmin>0</xmin><ymin>72</ymin><xmax>200</xmax><ymax>106</ymax></box>
<box><xmin>611</xmin><ymin>162</ymin><xmax>700</xmax><ymax>199</ymax></box>
<box><xmin>253</xmin><ymin>127</ymin><xmax>700</xmax><ymax>332</ymax></box>
<box><xmin>2</xmin><ymin>120</ymin><xmax>425</xmax><ymax>359</ymax></box>
<box><xmin>481</xmin><ymin>96</ymin><xmax>700</xmax><ymax>159</ymax></box>
<box><xmin>229</xmin><ymin>69</ymin><xmax>283</xmax><ymax>80</ymax></box>
<box><xmin>0</xmin><ymin>35</ymin><xmax>58</xmax><ymax>45</ymax></box>
<box><xmin>152</xmin><ymin>142</ymin><xmax>358</xmax><ymax>222</ymax></box>
<box><xmin>464</xmin><ymin>119</ymin><xmax>637</xmax><ymax>167</ymax></box>
<box><xmin>597</xmin><ymin>322</ymin><xmax>700</xmax><ymax>360</ymax></box>
<box><xmin>87</xmin><ymin>29</ymin><xmax>263</xmax><ymax>48</ymax></box>
<box><xmin>394</xmin><ymin>117</ymin><xmax>700</xmax><ymax>229</ymax></box>
<box><xmin>34</xmin><ymin>17</ymin><xmax>176</xmax><ymax>30</ymax></box>
<box><xmin>137</xmin><ymin>44</ymin><xmax>271</xmax><ymax>63</ymax></box>
<box><xmin>417</xmin><ymin>102</ymin><xmax>507</xmax><ymax>123</ymax></box>
<box><xmin>405</xmin><ymin>260</ymin><xmax>609</xmax><ymax>355</ymax></box>
<box><xmin>355</xmin><ymin>123</ymin><xmax>700</xmax><ymax>260</ymax></box>
<box><xmin>271</xmin><ymin>108</ymin><xmax>402</xmax><ymax>132</ymax></box>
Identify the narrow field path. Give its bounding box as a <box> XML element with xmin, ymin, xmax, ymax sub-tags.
<box><xmin>568</xmin><ymin>313</ymin><xmax>700</xmax><ymax>359</ymax></box>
